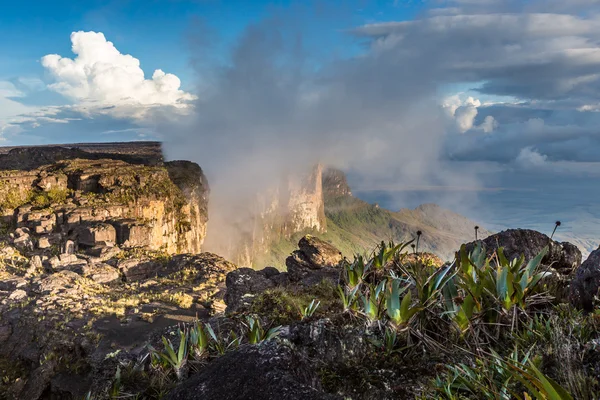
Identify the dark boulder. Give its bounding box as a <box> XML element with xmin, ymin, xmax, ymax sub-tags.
<box><xmin>286</xmin><ymin>235</ymin><xmax>342</xmax><ymax>283</ymax></box>
<box><xmin>570</xmin><ymin>247</ymin><xmax>600</xmax><ymax>311</ymax></box>
<box><xmin>464</xmin><ymin>229</ymin><xmax>581</xmax><ymax>274</ymax></box>
<box><xmin>165</xmin><ymin>342</ymin><xmax>340</xmax><ymax>400</ymax></box>
<box><xmin>224</xmin><ymin>268</ymin><xmax>277</xmax><ymax>313</ymax></box>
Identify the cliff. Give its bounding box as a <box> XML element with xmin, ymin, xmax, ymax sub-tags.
<box><xmin>255</xmin><ymin>167</ymin><xmax>492</xmax><ymax>267</ymax></box>
<box><xmin>207</xmin><ymin>165</ymin><xmax>327</xmax><ymax>267</ymax></box>
<box><xmin>0</xmin><ymin>143</ymin><xmax>209</xmax><ymax>255</ymax></box>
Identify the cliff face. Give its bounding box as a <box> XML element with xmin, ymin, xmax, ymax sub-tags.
<box><xmin>211</xmin><ymin>165</ymin><xmax>327</xmax><ymax>267</ymax></box>
<box><xmin>0</xmin><ymin>145</ymin><xmax>208</xmax><ymax>255</ymax></box>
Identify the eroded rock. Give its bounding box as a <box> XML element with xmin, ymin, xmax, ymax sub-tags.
<box><xmin>570</xmin><ymin>247</ymin><xmax>600</xmax><ymax>311</ymax></box>
<box><xmin>286</xmin><ymin>235</ymin><xmax>342</xmax><ymax>284</ymax></box>
<box><xmin>464</xmin><ymin>229</ymin><xmax>581</xmax><ymax>274</ymax></box>
<box><xmin>166</xmin><ymin>342</ymin><xmax>340</xmax><ymax>400</ymax></box>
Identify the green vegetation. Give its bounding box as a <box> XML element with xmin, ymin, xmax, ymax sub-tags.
<box><xmin>28</xmin><ymin>187</ymin><xmax>72</xmax><ymax>208</ymax></box>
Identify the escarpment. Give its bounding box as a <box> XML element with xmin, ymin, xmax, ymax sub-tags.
<box><xmin>0</xmin><ymin>143</ymin><xmax>209</xmax><ymax>255</ymax></box>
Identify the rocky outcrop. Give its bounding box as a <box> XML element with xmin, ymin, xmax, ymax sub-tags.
<box><xmin>286</xmin><ymin>235</ymin><xmax>343</xmax><ymax>284</ymax></box>
<box><xmin>0</xmin><ymin>245</ymin><xmax>236</xmax><ymax>399</ymax></box>
<box><xmin>224</xmin><ymin>267</ymin><xmax>281</xmax><ymax>313</ymax></box>
<box><xmin>570</xmin><ymin>247</ymin><xmax>600</xmax><ymax>311</ymax></box>
<box><xmin>224</xmin><ymin>236</ymin><xmax>342</xmax><ymax>313</ymax></box>
<box><xmin>464</xmin><ymin>229</ymin><xmax>582</xmax><ymax>274</ymax></box>
<box><xmin>0</xmin><ymin>144</ymin><xmax>209</xmax><ymax>255</ymax></box>
<box><xmin>166</xmin><ymin>342</ymin><xmax>339</xmax><ymax>400</ymax></box>
<box><xmin>323</xmin><ymin>167</ymin><xmax>352</xmax><ymax>198</ymax></box>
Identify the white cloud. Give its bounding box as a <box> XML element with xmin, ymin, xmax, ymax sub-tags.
<box><xmin>515</xmin><ymin>146</ymin><xmax>548</xmax><ymax>167</ymax></box>
<box><xmin>443</xmin><ymin>95</ymin><xmax>497</xmax><ymax>133</ymax></box>
<box><xmin>41</xmin><ymin>31</ymin><xmax>196</xmax><ymax>118</ymax></box>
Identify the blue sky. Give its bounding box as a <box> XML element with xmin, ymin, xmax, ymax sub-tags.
<box><xmin>2</xmin><ymin>0</ymin><xmax>600</xmax><ymax>251</ymax></box>
<box><xmin>0</xmin><ymin>0</ymin><xmax>425</xmax><ymax>89</ymax></box>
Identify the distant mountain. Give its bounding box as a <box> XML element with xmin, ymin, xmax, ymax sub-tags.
<box><xmin>255</xmin><ymin>168</ymin><xmax>491</xmax><ymax>268</ymax></box>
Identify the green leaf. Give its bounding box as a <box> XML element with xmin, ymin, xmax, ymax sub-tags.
<box><xmin>400</xmin><ymin>290</ymin><xmax>412</xmax><ymax>321</ymax></box>
<box><xmin>526</xmin><ymin>246</ymin><xmax>549</xmax><ymax>278</ymax></box>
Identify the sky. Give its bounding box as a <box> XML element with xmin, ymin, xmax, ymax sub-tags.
<box><xmin>2</xmin><ymin>0</ymin><xmax>600</xmax><ymax>252</ymax></box>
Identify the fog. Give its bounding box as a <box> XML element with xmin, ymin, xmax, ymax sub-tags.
<box><xmin>160</xmin><ymin>4</ymin><xmax>481</xmax><ymax>260</ymax></box>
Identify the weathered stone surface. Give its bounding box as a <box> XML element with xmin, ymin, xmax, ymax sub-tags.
<box><xmin>118</xmin><ymin>258</ymin><xmax>163</xmax><ymax>282</ymax></box>
<box><xmin>35</xmin><ymin>270</ymin><xmax>85</xmax><ymax>294</ymax></box>
<box><xmin>286</xmin><ymin>235</ymin><xmax>342</xmax><ymax>283</ymax></box>
<box><xmin>464</xmin><ymin>229</ymin><xmax>581</xmax><ymax>274</ymax></box>
<box><xmin>63</xmin><ymin>240</ymin><xmax>76</xmax><ymax>254</ymax></box>
<box><xmin>80</xmin><ymin>263</ymin><xmax>121</xmax><ymax>284</ymax></box>
<box><xmin>77</xmin><ymin>223</ymin><xmax>117</xmax><ymax>247</ymax></box>
<box><xmin>85</xmin><ymin>243</ymin><xmax>122</xmax><ymax>260</ymax></box>
<box><xmin>570</xmin><ymin>247</ymin><xmax>600</xmax><ymax>311</ymax></box>
<box><xmin>113</xmin><ymin>219</ymin><xmax>152</xmax><ymax>247</ymax></box>
<box><xmin>224</xmin><ymin>268</ymin><xmax>276</xmax><ymax>313</ymax></box>
<box><xmin>166</xmin><ymin>342</ymin><xmax>340</xmax><ymax>400</ymax></box>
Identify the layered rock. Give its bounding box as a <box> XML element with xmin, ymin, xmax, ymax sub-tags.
<box><xmin>0</xmin><ymin>144</ymin><xmax>209</xmax><ymax>255</ymax></box>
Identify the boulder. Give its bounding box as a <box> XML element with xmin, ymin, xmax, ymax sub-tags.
<box><xmin>165</xmin><ymin>342</ymin><xmax>340</xmax><ymax>400</ymax></box>
<box><xmin>570</xmin><ymin>247</ymin><xmax>600</xmax><ymax>311</ymax></box>
<box><xmin>77</xmin><ymin>223</ymin><xmax>117</xmax><ymax>247</ymax></box>
<box><xmin>224</xmin><ymin>268</ymin><xmax>276</xmax><ymax>313</ymax></box>
<box><xmin>13</xmin><ymin>229</ymin><xmax>33</xmax><ymax>251</ymax></box>
<box><xmin>118</xmin><ymin>258</ymin><xmax>163</xmax><ymax>282</ymax></box>
<box><xmin>168</xmin><ymin>253</ymin><xmax>237</xmax><ymax>282</ymax></box>
<box><xmin>79</xmin><ymin>263</ymin><xmax>121</xmax><ymax>284</ymax></box>
<box><xmin>464</xmin><ymin>229</ymin><xmax>581</xmax><ymax>274</ymax></box>
<box><xmin>85</xmin><ymin>243</ymin><xmax>122</xmax><ymax>261</ymax></box>
<box><xmin>35</xmin><ymin>270</ymin><xmax>85</xmax><ymax>294</ymax></box>
<box><xmin>286</xmin><ymin>235</ymin><xmax>342</xmax><ymax>283</ymax></box>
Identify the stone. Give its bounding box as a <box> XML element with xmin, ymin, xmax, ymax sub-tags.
<box><xmin>224</xmin><ymin>268</ymin><xmax>276</xmax><ymax>313</ymax></box>
<box><xmin>286</xmin><ymin>235</ymin><xmax>342</xmax><ymax>283</ymax></box>
<box><xmin>13</xmin><ymin>234</ymin><xmax>33</xmax><ymax>251</ymax></box>
<box><xmin>80</xmin><ymin>263</ymin><xmax>121</xmax><ymax>284</ymax></box>
<box><xmin>63</xmin><ymin>240</ymin><xmax>76</xmax><ymax>254</ymax></box>
<box><xmin>85</xmin><ymin>243</ymin><xmax>122</xmax><ymax>261</ymax></box>
<box><xmin>570</xmin><ymin>247</ymin><xmax>600</xmax><ymax>311</ymax></box>
<box><xmin>113</xmin><ymin>219</ymin><xmax>152</xmax><ymax>247</ymax></box>
<box><xmin>8</xmin><ymin>289</ymin><xmax>27</xmax><ymax>301</ymax></box>
<box><xmin>37</xmin><ymin>236</ymin><xmax>52</xmax><ymax>249</ymax></box>
<box><xmin>464</xmin><ymin>229</ymin><xmax>581</xmax><ymax>274</ymax></box>
<box><xmin>0</xmin><ymin>277</ymin><xmax>27</xmax><ymax>291</ymax></box>
<box><xmin>118</xmin><ymin>258</ymin><xmax>163</xmax><ymax>282</ymax></box>
<box><xmin>77</xmin><ymin>223</ymin><xmax>117</xmax><ymax>247</ymax></box>
<box><xmin>36</xmin><ymin>270</ymin><xmax>84</xmax><ymax>294</ymax></box>
<box><xmin>165</xmin><ymin>342</ymin><xmax>340</xmax><ymax>400</ymax></box>
<box><xmin>25</xmin><ymin>255</ymin><xmax>44</xmax><ymax>277</ymax></box>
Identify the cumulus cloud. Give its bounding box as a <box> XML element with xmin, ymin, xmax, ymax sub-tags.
<box><xmin>41</xmin><ymin>31</ymin><xmax>195</xmax><ymax>119</ymax></box>
<box><xmin>515</xmin><ymin>146</ymin><xmax>548</xmax><ymax>168</ymax></box>
<box><xmin>443</xmin><ymin>95</ymin><xmax>498</xmax><ymax>133</ymax></box>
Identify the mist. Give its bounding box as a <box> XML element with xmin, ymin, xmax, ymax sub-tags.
<box><xmin>160</xmin><ymin>3</ymin><xmax>481</xmax><ymax>258</ymax></box>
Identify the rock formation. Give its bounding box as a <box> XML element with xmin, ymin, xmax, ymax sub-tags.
<box><xmin>209</xmin><ymin>165</ymin><xmax>327</xmax><ymax>267</ymax></box>
<box><xmin>0</xmin><ymin>143</ymin><xmax>209</xmax><ymax>256</ymax></box>
<box><xmin>464</xmin><ymin>229</ymin><xmax>582</xmax><ymax>274</ymax></box>
<box><xmin>570</xmin><ymin>246</ymin><xmax>600</xmax><ymax>310</ymax></box>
